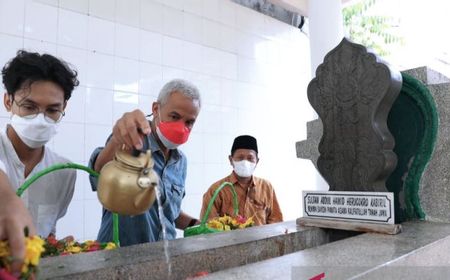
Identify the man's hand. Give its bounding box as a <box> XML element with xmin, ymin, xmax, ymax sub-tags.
<box><xmin>0</xmin><ymin>173</ymin><xmax>36</xmax><ymax>277</ymax></box>
<box><xmin>112</xmin><ymin>109</ymin><xmax>151</xmax><ymax>150</ymax></box>
<box><xmin>176</xmin><ymin>211</ymin><xmax>200</xmax><ymax>230</ymax></box>
<box><xmin>94</xmin><ymin>109</ymin><xmax>152</xmax><ymax>172</ymax></box>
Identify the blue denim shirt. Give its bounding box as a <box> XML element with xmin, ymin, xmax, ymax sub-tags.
<box><xmin>89</xmin><ymin>132</ymin><xmax>187</xmax><ymax>246</ymax></box>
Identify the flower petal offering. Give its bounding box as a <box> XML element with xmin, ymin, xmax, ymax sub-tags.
<box><xmin>42</xmin><ymin>235</ymin><xmax>116</xmax><ymax>257</ymax></box>
<box><xmin>0</xmin><ymin>233</ymin><xmax>117</xmax><ymax>280</ymax></box>
<box><xmin>207</xmin><ymin>214</ymin><xmax>254</xmax><ymax>231</ymax></box>
<box><xmin>0</xmin><ymin>235</ymin><xmax>45</xmax><ymax>280</ymax></box>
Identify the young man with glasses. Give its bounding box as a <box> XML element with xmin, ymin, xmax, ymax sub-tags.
<box><xmin>0</xmin><ymin>50</ymin><xmax>79</xmax><ymax>273</ymax></box>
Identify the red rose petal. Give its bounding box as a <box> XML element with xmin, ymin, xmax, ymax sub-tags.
<box><xmin>0</xmin><ymin>268</ymin><xmax>18</xmax><ymax>280</ymax></box>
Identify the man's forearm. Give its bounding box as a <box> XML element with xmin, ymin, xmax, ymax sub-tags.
<box><xmin>93</xmin><ymin>136</ymin><xmax>121</xmax><ymax>172</ymax></box>
<box><xmin>175</xmin><ymin>211</ymin><xmax>199</xmax><ymax>230</ymax></box>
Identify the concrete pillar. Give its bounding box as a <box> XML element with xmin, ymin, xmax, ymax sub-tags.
<box><xmin>308</xmin><ymin>0</ymin><xmax>344</xmax><ymax>77</ymax></box>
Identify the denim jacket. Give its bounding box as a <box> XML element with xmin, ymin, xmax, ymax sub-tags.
<box><xmin>89</xmin><ymin>131</ymin><xmax>187</xmax><ymax>246</ymax></box>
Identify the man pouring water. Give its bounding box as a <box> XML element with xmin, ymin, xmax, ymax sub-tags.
<box><xmin>89</xmin><ymin>79</ymin><xmax>201</xmax><ymax>246</ymax></box>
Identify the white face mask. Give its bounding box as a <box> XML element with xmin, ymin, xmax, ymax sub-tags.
<box><xmin>156</xmin><ymin>126</ymin><xmax>179</xmax><ymax>150</ymax></box>
<box><xmin>232</xmin><ymin>160</ymin><xmax>256</xmax><ymax>178</ymax></box>
<box><xmin>10</xmin><ymin>113</ymin><xmax>59</xmax><ymax>148</ymax></box>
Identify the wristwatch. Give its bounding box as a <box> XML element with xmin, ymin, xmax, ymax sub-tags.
<box><xmin>188</xmin><ymin>218</ymin><xmax>199</xmax><ymax>227</ymax></box>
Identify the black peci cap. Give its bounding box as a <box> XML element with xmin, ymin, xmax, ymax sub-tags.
<box><xmin>231</xmin><ymin>135</ymin><xmax>258</xmax><ymax>155</ymax></box>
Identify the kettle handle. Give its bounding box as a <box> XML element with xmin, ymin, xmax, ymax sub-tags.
<box><xmin>131</xmin><ymin>148</ymin><xmax>144</xmax><ymax>157</ymax></box>
<box><xmin>131</xmin><ymin>128</ymin><xmax>151</xmax><ymax>156</ymax></box>
<box><xmin>119</xmin><ymin>141</ymin><xmax>149</xmax><ymax>157</ymax></box>
<box><xmin>131</xmin><ymin>133</ymin><xmax>151</xmax><ymax>156</ymax></box>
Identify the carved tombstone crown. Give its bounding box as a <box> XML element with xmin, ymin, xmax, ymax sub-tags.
<box><xmin>308</xmin><ymin>38</ymin><xmax>402</xmax><ymax>192</ymax></box>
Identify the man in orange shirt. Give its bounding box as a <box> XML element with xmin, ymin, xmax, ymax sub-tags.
<box><xmin>200</xmin><ymin>135</ymin><xmax>283</xmax><ymax>225</ymax></box>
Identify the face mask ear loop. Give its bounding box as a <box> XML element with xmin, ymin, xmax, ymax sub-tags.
<box><xmin>157</xmin><ymin>104</ymin><xmax>163</xmax><ymax>125</ymax></box>
<box><xmin>8</xmin><ymin>95</ymin><xmax>17</xmax><ymax>119</ymax></box>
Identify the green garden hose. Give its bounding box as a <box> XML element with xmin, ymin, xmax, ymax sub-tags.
<box><xmin>17</xmin><ymin>162</ymin><xmax>120</xmax><ymax>247</ymax></box>
<box><xmin>184</xmin><ymin>181</ymin><xmax>238</xmax><ymax>237</ymax></box>
<box><xmin>200</xmin><ymin>181</ymin><xmax>238</xmax><ymax>225</ymax></box>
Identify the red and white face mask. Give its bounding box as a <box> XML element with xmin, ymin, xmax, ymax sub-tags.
<box><xmin>156</xmin><ymin>107</ymin><xmax>191</xmax><ymax>149</ymax></box>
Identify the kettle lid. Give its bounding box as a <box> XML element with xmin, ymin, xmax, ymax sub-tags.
<box><xmin>115</xmin><ymin>149</ymin><xmax>148</xmax><ymax>168</ymax></box>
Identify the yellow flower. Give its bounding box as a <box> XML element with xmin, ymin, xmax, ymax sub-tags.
<box><xmin>104</xmin><ymin>243</ymin><xmax>116</xmax><ymax>250</ymax></box>
<box><xmin>230</xmin><ymin>219</ymin><xmax>240</xmax><ymax>228</ymax></box>
<box><xmin>25</xmin><ymin>236</ymin><xmax>45</xmax><ymax>265</ymax></box>
<box><xmin>66</xmin><ymin>245</ymin><xmax>82</xmax><ymax>254</ymax></box>
<box><xmin>207</xmin><ymin>220</ymin><xmax>224</xmax><ymax>230</ymax></box>
<box><xmin>0</xmin><ymin>241</ymin><xmax>9</xmax><ymax>258</ymax></box>
<box><xmin>207</xmin><ymin>214</ymin><xmax>254</xmax><ymax>232</ymax></box>
<box><xmin>239</xmin><ymin>216</ymin><xmax>254</xmax><ymax>229</ymax></box>
<box><xmin>20</xmin><ymin>236</ymin><xmax>45</xmax><ymax>274</ymax></box>
<box><xmin>218</xmin><ymin>215</ymin><xmax>233</xmax><ymax>225</ymax></box>
<box><xmin>84</xmin><ymin>240</ymin><xmax>96</xmax><ymax>246</ymax></box>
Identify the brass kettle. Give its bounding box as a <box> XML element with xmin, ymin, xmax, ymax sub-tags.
<box><xmin>97</xmin><ymin>148</ymin><xmax>159</xmax><ymax>215</ymax></box>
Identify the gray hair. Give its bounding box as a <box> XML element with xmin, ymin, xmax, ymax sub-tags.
<box><xmin>157</xmin><ymin>79</ymin><xmax>201</xmax><ymax>107</ymax></box>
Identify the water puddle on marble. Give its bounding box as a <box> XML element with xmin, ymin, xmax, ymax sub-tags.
<box><xmin>155</xmin><ymin>185</ymin><xmax>172</xmax><ymax>278</ymax></box>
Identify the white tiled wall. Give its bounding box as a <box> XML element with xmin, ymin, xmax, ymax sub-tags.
<box><xmin>0</xmin><ymin>0</ymin><xmax>316</xmax><ymax>241</ymax></box>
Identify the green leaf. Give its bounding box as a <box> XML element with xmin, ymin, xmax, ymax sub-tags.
<box><xmin>343</xmin><ymin>0</ymin><xmax>403</xmax><ymax>57</ymax></box>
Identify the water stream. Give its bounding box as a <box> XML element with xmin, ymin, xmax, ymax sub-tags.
<box><xmin>155</xmin><ymin>185</ymin><xmax>172</xmax><ymax>278</ymax></box>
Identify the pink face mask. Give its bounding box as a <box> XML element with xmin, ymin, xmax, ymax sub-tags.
<box><xmin>156</xmin><ymin>109</ymin><xmax>191</xmax><ymax>149</ymax></box>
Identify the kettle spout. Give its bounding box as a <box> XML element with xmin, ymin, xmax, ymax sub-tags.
<box><xmin>133</xmin><ymin>169</ymin><xmax>158</xmax><ymax>212</ymax></box>
<box><xmin>133</xmin><ymin>150</ymin><xmax>159</xmax><ymax>212</ymax></box>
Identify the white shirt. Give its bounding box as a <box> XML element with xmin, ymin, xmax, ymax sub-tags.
<box><xmin>0</xmin><ymin>159</ymin><xmax>5</xmax><ymax>173</ymax></box>
<box><xmin>0</xmin><ymin>130</ymin><xmax>76</xmax><ymax>237</ymax></box>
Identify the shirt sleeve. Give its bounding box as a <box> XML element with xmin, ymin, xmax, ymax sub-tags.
<box><xmin>88</xmin><ymin>147</ymin><xmax>104</xmax><ymax>192</ymax></box>
<box><xmin>267</xmin><ymin>186</ymin><xmax>283</xmax><ymax>223</ymax></box>
<box><xmin>181</xmin><ymin>153</ymin><xmax>187</xmax><ymax>199</ymax></box>
<box><xmin>88</xmin><ymin>134</ymin><xmax>113</xmax><ymax>192</ymax></box>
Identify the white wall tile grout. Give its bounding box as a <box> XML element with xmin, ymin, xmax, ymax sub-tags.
<box><xmin>0</xmin><ymin>0</ymin><xmax>315</xmax><ymax>240</ymax></box>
